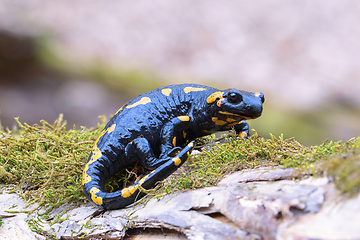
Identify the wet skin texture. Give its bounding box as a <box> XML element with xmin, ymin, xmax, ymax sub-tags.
<box><xmin>82</xmin><ymin>84</ymin><xmax>264</xmax><ymax>210</ymax></box>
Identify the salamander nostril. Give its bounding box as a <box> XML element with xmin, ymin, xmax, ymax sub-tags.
<box><xmin>259</xmin><ymin>93</ymin><xmax>265</xmax><ymax>104</ymax></box>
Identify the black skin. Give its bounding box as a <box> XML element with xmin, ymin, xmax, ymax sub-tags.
<box><xmin>82</xmin><ymin>84</ymin><xmax>264</xmax><ymax>210</ymax></box>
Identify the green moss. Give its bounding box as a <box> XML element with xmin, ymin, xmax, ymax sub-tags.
<box><xmin>319</xmin><ymin>148</ymin><xmax>360</xmax><ymax>197</ymax></box>
<box><xmin>154</xmin><ymin>131</ymin><xmax>360</xmax><ymax>196</ymax></box>
<box><xmin>0</xmin><ymin>114</ymin><xmax>105</xmax><ymax>212</ymax></box>
<box><xmin>0</xmin><ymin>116</ymin><xmax>359</xmax><ymax>215</ymax></box>
<box><xmin>104</xmin><ymin>161</ymin><xmax>147</xmax><ymax>193</ymax></box>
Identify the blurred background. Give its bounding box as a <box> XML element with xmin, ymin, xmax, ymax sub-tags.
<box><xmin>0</xmin><ymin>0</ymin><xmax>359</xmax><ymax>146</ymax></box>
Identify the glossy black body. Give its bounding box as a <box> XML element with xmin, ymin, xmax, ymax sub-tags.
<box><xmin>82</xmin><ymin>84</ymin><xmax>264</xmax><ymax>210</ymax></box>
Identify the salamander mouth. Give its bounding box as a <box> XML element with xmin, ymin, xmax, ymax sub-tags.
<box><xmin>218</xmin><ymin>110</ymin><xmax>261</xmax><ymax>120</ymax></box>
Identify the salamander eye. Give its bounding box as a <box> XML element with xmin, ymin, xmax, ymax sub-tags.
<box><xmin>227</xmin><ymin>92</ymin><xmax>242</xmax><ymax>103</ymax></box>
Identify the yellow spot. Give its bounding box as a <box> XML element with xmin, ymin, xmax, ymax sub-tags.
<box><xmin>212</xmin><ymin>117</ymin><xmax>227</xmax><ymax>125</ymax></box>
<box><xmin>239</xmin><ymin>131</ymin><xmax>248</xmax><ymax>139</ymax></box>
<box><xmin>139</xmin><ymin>175</ymin><xmax>149</xmax><ymax>184</ymax></box>
<box><xmin>177</xmin><ymin>115</ymin><xmax>190</xmax><ymax>121</ymax></box>
<box><xmin>82</xmin><ymin>164</ymin><xmax>91</xmax><ymax>185</ymax></box>
<box><xmin>184</xmin><ymin>86</ymin><xmax>207</xmax><ymax>93</ymax></box>
<box><xmin>182</xmin><ymin>131</ymin><xmax>187</xmax><ymax>139</ymax></box>
<box><xmin>172</xmin><ymin>137</ymin><xmax>177</xmax><ymax>146</ymax></box>
<box><xmin>90</xmin><ymin>187</ymin><xmax>103</xmax><ymax>205</ymax></box>
<box><xmin>161</xmin><ymin>88</ymin><xmax>172</xmax><ymax>96</ymax></box>
<box><xmin>82</xmin><ymin>174</ymin><xmax>91</xmax><ymax>185</ymax></box>
<box><xmin>217</xmin><ymin>98</ymin><xmax>225</xmax><ymax>108</ymax></box>
<box><xmin>227</xmin><ymin>121</ymin><xmax>239</xmax><ymax>128</ymax></box>
<box><xmin>173</xmin><ymin>157</ymin><xmax>181</xmax><ymax>166</ymax></box>
<box><xmin>94</xmin><ymin>124</ymin><xmax>117</xmax><ymax>145</ymax></box>
<box><xmin>206</xmin><ymin>91</ymin><xmax>224</xmax><ymax>104</ymax></box>
<box><xmin>121</xmin><ymin>175</ymin><xmax>149</xmax><ymax>198</ymax></box>
<box><xmin>218</xmin><ymin>111</ymin><xmax>241</xmax><ymax>117</ymax></box>
<box><xmin>95</xmin><ymin>131</ymin><xmax>105</xmax><ymax>144</ymax></box>
<box><xmin>108</xmin><ymin>124</ymin><xmax>116</xmax><ymax>133</ymax></box>
<box><xmin>188</xmin><ymin>142</ymin><xmax>194</xmax><ymax>148</ymax></box>
<box><xmin>226</xmin><ymin>118</ymin><xmax>237</xmax><ymax>123</ymax></box>
<box><xmin>115</xmin><ymin>106</ymin><xmax>123</xmax><ymax>115</ymax></box>
<box><xmin>82</xmin><ymin>146</ymin><xmax>103</xmax><ymax>184</ymax></box>
<box><xmin>254</xmin><ymin>92</ymin><xmax>261</xmax><ymax>97</ymax></box>
<box><xmin>82</xmin><ymin>123</ymin><xmax>117</xmax><ymax>185</ymax></box>
<box><xmin>121</xmin><ymin>185</ymin><xmax>139</xmax><ymax>198</ymax></box>
<box><xmin>88</xmin><ymin>147</ymin><xmax>102</xmax><ymax>165</ymax></box>
<box><xmin>126</xmin><ymin>97</ymin><xmax>151</xmax><ymax>108</ymax></box>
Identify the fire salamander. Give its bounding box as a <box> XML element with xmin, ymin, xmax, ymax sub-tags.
<box><xmin>82</xmin><ymin>84</ymin><xmax>264</xmax><ymax>210</ymax></box>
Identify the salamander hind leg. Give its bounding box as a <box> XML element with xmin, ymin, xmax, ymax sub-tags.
<box><xmin>102</xmin><ymin>141</ymin><xmax>196</xmax><ymax>210</ymax></box>
<box><xmin>146</xmin><ymin>140</ymin><xmax>196</xmax><ymax>181</ymax></box>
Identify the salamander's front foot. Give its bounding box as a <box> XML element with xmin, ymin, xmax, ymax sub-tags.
<box><xmin>235</xmin><ymin>120</ymin><xmax>250</xmax><ymax>139</ymax></box>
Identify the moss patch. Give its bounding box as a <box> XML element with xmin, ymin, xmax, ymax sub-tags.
<box><xmin>0</xmin><ymin>116</ymin><xmax>359</xmax><ymax>213</ymax></box>
<box><xmin>0</xmin><ymin>115</ymin><xmax>105</xmax><ymax>212</ymax></box>
<box><xmin>319</xmin><ymin>149</ymin><xmax>360</xmax><ymax>197</ymax></box>
<box><xmin>156</xmin><ymin>132</ymin><xmax>360</xmax><ymax>196</ymax></box>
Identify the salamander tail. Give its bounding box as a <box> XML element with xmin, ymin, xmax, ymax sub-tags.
<box><xmin>84</xmin><ymin>141</ymin><xmax>195</xmax><ymax>210</ymax></box>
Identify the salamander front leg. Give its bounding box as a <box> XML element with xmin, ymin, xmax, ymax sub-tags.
<box><xmin>160</xmin><ymin>115</ymin><xmax>192</xmax><ymax>158</ymax></box>
<box><xmin>234</xmin><ymin>120</ymin><xmax>250</xmax><ymax>139</ymax></box>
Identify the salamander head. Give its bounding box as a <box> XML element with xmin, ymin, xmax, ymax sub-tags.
<box><xmin>207</xmin><ymin>89</ymin><xmax>265</xmax><ymax>120</ymax></box>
